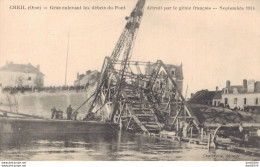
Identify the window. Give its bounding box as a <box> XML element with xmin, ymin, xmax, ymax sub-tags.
<box><xmin>171</xmin><ymin>70</ymin><xmax>175</xmax><ymax>76</ymax></box>
<box><xmin>224</xmin><ymin>88</ymin><xmax>228</xmax><ymax>94</ymax></box>
<box><xmin>244</xmin><ymin>98</ymin><xmax>247</xmax><ymax>105</ymax></box>
<box><xmin>28</xmin><ymin>77</ymin><xmax>31</xmax><ymax>80</ymax></box>
<box><xmin>233</xmin><ymin>88</ymin><xmax>238</xmax><ymax>94</ymax></box>
<box><xmin>224</xmin><ymin>98</ymin><xmax>228</xmax><ymax>104</ymax></box>
<box><xmin>234</xmin><ymin>98</ymin><xmax>237</xmax><ymax>104</ymax></box>
<box><xmin>256</xmin><ymin>98</ymin><xmax>259</xmax><ymax>105</ymax></box>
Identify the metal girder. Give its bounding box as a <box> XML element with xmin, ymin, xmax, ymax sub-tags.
<box><xmin>75</xmin><ymin>0</ymin><xmax>202</xmax><ymax>134</ymax></box>
<box><xmin>159</xmin><ymin>61</ymin><xmax>201</xmax><ymax>131</ymax></box>
<box><xmin>86</xmin><ymin>0</ymin><xmax>147</xmax><ymax>117</ymax></box>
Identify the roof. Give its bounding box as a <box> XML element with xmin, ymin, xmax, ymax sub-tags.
<box><xmin>0</xmin><ymin>63</ymin><xmax>44</xmax><ymax>75</ymax></box>
<box><xmin>189</xmin><ymin>90</ymin><xmax>221</xmax><ymax>104</ymax></box>
<box><xmin>78</xmin><ymin>74</ymin><xmax>85</xmax><ymax>80</ymax></box>
<box><xmin>225</xmin><ymin>85</ymin><xmax>244</xmax><ymax>94</ymax></box>
<box><xmin>224</xmin><ymin>82</ymin><xmax>260</xmax><ymax>94</ymax></box>
<box><xmin>75</xmin><ymin>70</ymin><xmax>100</xmax><ymax>82</ymax></box>
<box><xmin>90</xmin><ymin>70</ymin><xmax>100</xmax><ymax>75</ymax></box>
<box><xmin>149</xmin><ymin>63</ymin><xmax>183</xmax><ymax>79</ymax></box>
<box><xmin>213</xmin><ymin>91</ymin><xmax>222</xmax><ymax>99</ymax></box>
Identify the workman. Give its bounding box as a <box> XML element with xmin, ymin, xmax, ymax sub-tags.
<box><xmin>72</xmin><ymin>110</ymin><xmax>79</xmax><ymax>120</ymax></box>
<box><xmin>66</xmin><ymin>105</ymin><xmax>73</xmax><ymax>120</ymax></box>
<box><xmin>51</xmin><ymin>107</ymin><xmax>57</xmax><ymax>119</ymax></box>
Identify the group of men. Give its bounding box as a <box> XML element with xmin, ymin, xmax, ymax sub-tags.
<box><xmin>51</xmin><ymin>105</ymin><xmax>79</xmax><ymax>120</ymax></box>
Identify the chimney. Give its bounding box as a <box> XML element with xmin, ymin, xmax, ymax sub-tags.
<box><xmin>6</xmin><ymin>61</ymin><xmax>9</xmax><ymax>66</ymax></box>
<box><xmin>248</xmin><ymin>79</ymin><xmax>255</xmax><ymax>93</ymax></box>
<box><xmin>191</xmin><ymin>93</ymin><xmax>194</xmax><ymax>98</ymax></box>
<box><xmin>77</xmin><ymin>72</ymin><xmax>79</xmax><ymax>79</ymax></box>
<box><xmin>243</xmin><ymin>79</ymin><xmax>247</xmax><ymax>89</ymax></box>
<box><xmin>226</xmin><ymin>80</ymin><xmax>230</xmax><ymax>88</ymax></box>
<box><xmin>216</xmin><ymin>86</ymin><xmax>219</xmax><ymax>91</ymax></box>
<box><xmin>146</xmin><ymin>62</ymin><xmax>151</xmax><ymax>75</ymax></box>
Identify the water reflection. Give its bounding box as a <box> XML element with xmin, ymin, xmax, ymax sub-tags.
<box><xmin>0</xmin><ymin>132</ymin><xmax>258</xmax><ymax>161</ymax></box>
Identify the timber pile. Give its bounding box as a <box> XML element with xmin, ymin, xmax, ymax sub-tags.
<box><xmin>187</xmin><ymin>103</ymin><xmax>259</xmax><ymax>125</ymax></box>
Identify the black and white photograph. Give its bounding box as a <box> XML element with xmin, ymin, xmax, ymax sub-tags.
<box><xmin>0</xmin><ymin>0</ymin><xmax>259</xmax><ymax>165</ymax></box>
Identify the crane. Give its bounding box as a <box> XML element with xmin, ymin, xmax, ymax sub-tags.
<box><xmin>84</xmin><ymin>0</ymin><xmax>146</xmax><ymax>120</ymax></box>
<box><xmin>75</xmin><ymin>0</ymin><xmax>201</xmax><ymax>134</ymax></box>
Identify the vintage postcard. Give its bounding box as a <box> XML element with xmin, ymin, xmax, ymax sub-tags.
<box><xmin>0</xmin><ymin>0</ymin><xmax>259</xmax><ymax>165</ymax></box>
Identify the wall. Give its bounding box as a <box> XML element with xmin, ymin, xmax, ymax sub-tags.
<box><xmin>74</xmin><ymin>71</ymin><xmax>100</xmax><ymax>87</ymax></box>
<box><xmin>0</xmin><ymin>88</ymin><xmax>109</xmax><ymax>120</ymax></box>
<box><xmin>212</xmin><ymin>99</ymin><xmax>221</xmax><ymax>106</ymax></box>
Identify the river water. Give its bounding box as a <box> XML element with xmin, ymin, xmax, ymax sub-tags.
<box><xmin>0</xmin><ymin>132</ymin><xmax>258</xmax><ymax>161</ymax></box>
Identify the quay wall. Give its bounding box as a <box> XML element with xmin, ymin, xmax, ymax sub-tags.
<box><xmin>0</xmin><ymin>90</ymin><xmax>95</xmax><ymax>119</ymax></box>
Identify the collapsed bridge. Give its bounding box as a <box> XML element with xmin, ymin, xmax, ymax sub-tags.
<box><xmin>72</xmin><ymin>0</ymin><xmax>201</xmax><ymax>135</ymax></box>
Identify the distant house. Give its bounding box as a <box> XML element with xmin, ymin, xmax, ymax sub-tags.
<box><xmin>190</xmin><ymin>79</ymin><xmax>260</xmax><ymax>111</ymax></box>
<box><xmin>74</xmin><ymin>70</ymin><xmax>101</xmax><ymax>88</ymax></box>
<box><xmin>222</xmin><ymin>80</ymin><xmax>260</xmax><ymax>110</ymax></box>
<box><xmin>212</xmin><ymin>89</ymin><xmax>222</xmax><ymax>106</ymax></box>
<box><xmin>144</xmin><ymin>63</ymin><xmax>184</xmax><ymax>103</ymax></box>
<box><xmin>0</xmin><ymin>62</ymin><xmax>44</xmax><ymax>88</ymax></box>
<box><xmin>145</xmin><ymin>63</ymin><xmax>184</xmax><ymax>93</ymax></box>
<box><xmin>189</xmin><ymin>88</ymin><xmax>221</xmax><ymax>106</ymax></box>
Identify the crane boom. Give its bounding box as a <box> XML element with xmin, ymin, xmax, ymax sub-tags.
<box><xmin>86</xmin><ymin>0</ymin><xmax>146</xmax><ymax>116</ymax></box>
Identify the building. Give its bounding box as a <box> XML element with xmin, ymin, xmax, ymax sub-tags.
<box><xmin>0</xmin><ymin>62</ymin><xmax>44</xmax><ymax>88</ymax></box>
<box><xmin>189</xmin><ymin>87</ymin><xmax>222</xmax><ymax>106</ymax></box>
<box><xmin>145</xmin><ymin>63</ymin><xmax>184</xmax><ymax>103</ymax></box>
<box><xmin>145</xmin><ymin>63</ymin><xmax>184</xmax><ymax>93</ymax></box>
<box><xmin>74</xmin><ymin>70</ymin><xmax>101</xmax><ymax>88</ymax></box>
<box><xmin>212</xmin><ymin>88</ymin><xmax>222</xmax><ymax>106</ymax></box>
<box><xmin>190</xmin><ymin>79</ymin><xmax>260</xmax><ymax>111</ymax></box>
<box><xmin>222</xmin><ymin>79</ymin><xmax>260</xmax><ymax>110</ymax></box>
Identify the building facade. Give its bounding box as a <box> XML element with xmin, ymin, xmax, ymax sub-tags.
<box><xmin>145</xmin><ymin>63</ymin><xmax>183</xmax><ymax>94</ymax></box>
<box><xmin>74</xmin><ymin>70</ymin><xmax>101</xmax><ymax>88</ymax></box>
<box><xmin>190</xmin><ymin>79</ymin><xmax>260</xmax><ymax>111</ymax></box>
<box><xmin>189</xmin><ymin>87</ymin><xmax>221</xmax><ymax>106</ymax></box>
<box><xmin>222</xmin><ymin>80</ymin><xmax>260</xmax><ymax>110</ymax></box>
<box><xmin>0</xmin><ymin>62</ymin><xmax>44</xmax><ymax>88</ymax></box>
<box><xmin>212</xmin><ymin>90</ymin><xmax>222</xmax><ymax>106</ymax></box>
<box><xmin>145</xmin><ymin>63</ymin><xmax>184</xmax><ymax>103</ymax></box>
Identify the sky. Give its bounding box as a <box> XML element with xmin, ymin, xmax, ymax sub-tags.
<box><xmin>0</xmin><ymin>0</ymin><xmax>259</xmax><ymax>97</ymax></box>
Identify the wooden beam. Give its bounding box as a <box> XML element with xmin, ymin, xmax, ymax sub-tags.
<box><xmin>204</xmin><ymin>122</ymin><xmax>260</xmax><ymax>128</ymax></box>
<box><xmin>0</xmin><ymin>109</ymin><xmax>44</xmax><ymax>119</ymax></box>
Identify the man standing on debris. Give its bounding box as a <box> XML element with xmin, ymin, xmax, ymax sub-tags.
<box><xmin>182</xmin><ymin>121</ymin><xmax>189</xmax><ymax>138</ymax></box>
<box><xmin>66</xmin><ymin>105</ymin><xmax>73</xmax><ymax>120</ymax></box>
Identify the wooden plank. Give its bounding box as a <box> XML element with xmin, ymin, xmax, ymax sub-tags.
<box><xmin>0</xmin><ymin>109</ymin><xmax>44</xmax><ymax>119</ymax></box>
<box><xmin>204</xmin><ymin>122</ymin><xmax>260</xmax><ymax>128</ymax></box>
